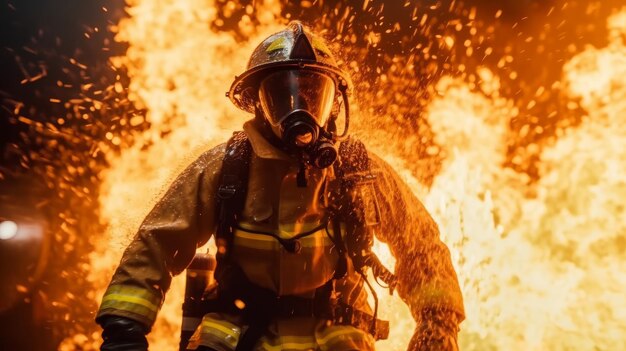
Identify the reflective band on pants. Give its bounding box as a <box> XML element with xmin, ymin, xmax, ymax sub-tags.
<box><xmin>187</xmin><ymin>313</ymin><xmax>242</xmax><ymax>351</ymax></box>
<box><xmin>187</xmin><ymin>314</ymin><xmax>375</xmax><ymax>351</ymax></box>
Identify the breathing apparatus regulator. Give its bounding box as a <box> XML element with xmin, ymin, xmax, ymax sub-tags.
<box><xmin>227</xmin><ymin>21</ymin><xmax>352</xmax><ymax>172</ymax></box>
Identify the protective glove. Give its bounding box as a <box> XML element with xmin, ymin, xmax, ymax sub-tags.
<box><xmin>407</xmin><ymin>308</ymin><xmax>461</xmax><ymax>351</ymax></box>
<box><xmin>98</xmin><ymin>315</ymin><xmax>149</xmax><ymax>351</ymax></box>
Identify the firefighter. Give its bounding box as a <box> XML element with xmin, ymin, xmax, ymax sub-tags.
<box><xmin>96</xmin><ymin>21</ymin><xmax>464</xmax><ymax>351</ymax></box>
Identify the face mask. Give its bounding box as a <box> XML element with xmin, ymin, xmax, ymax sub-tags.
<box><xmin>258</xmin><ymin>70</ymin><xmax>339</xmax><ymax>168</ymax></box>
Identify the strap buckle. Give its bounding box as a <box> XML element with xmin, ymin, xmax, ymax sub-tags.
<box><xmin>217</xmin><ymin>185</ymin><xmax>237</xmax><ymax>199</ymax></box>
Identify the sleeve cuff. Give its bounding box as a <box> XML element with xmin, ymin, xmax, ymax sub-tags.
<box><xmin>96</xmin><ymin>284</ymin><xmax>163</xmax><ymax>329</ymax></box>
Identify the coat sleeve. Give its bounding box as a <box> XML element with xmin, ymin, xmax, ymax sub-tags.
<box><xmin>368</xmin><ymin>153</ymin><xmax>465</xmax><ymax>323</ymax></box>
<box><xmin>96</xmin><ymin>144</ymin><xmax>226</xmax><ymax>330</ymax></box>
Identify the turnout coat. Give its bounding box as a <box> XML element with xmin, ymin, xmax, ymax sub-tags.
<box><xmin>97</xmin><ymin>120</ymin><xmax>464</xmax><ymax>351</ymax></box>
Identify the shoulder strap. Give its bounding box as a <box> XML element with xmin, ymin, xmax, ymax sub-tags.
<box><xmin>215</xmin><ymin>131</ymin><xmax>252</xmax><ymax>282</ymax></box>
<box><xmin>331</xmin><ymin>137</ymin><xmax>396</xmax><ymax>335</ymax></box>
<box><xmin>327</xmin><ymin>137</ymin><xmax>374</xmax><ymax>280</ymax></box>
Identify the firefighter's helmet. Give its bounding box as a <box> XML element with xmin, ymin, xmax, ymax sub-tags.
<box><xmin>228</xmin><ymin>21</ymin><xmax>351</xmax><ymax>115</ymax></box>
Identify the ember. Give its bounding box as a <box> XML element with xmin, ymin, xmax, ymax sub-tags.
<box><xmin>2</xmin><ymin>0</ymin><xmax>625</xmax><ymax>350</ymax></box>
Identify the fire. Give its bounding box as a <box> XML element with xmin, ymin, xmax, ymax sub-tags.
<box><xmin>419</xmin><ymin>8</ymin><xmax>626</xmax><ymax>350</ymax></box>
<box><xmin>78</xmin><ymin>1</ymin><xmax>626</xmax><ymax>350</ymax></box>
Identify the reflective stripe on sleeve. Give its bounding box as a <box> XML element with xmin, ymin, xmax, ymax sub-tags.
<box><xmin>98</xmin><ymin>285</ymin><xmax>162</xmax><ymax>326</ymax></box>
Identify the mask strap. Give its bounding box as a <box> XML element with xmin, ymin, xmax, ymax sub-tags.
<box><xmin>332</xmin><ymin>81</ymin><xmax>350</xmax><ymax>141</ymax></box>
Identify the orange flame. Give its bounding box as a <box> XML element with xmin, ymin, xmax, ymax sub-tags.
<box><xmin>77</xmin><ymin>1</ymin><xmax>626</xmax><ymax>350</ymax></box>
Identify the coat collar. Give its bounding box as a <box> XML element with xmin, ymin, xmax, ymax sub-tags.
<box><xmin>243</xmin><ymin>120</ymin><xmax>293</xmax><ymax>161</ymax></box>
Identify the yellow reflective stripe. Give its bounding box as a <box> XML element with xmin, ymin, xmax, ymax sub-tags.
<box><xmin>281</xmin><ymin>336</ymin><xmax>315</xmax><ymax>343</ymax></box>
<box><xmin>317</xmin><ymin>328</ymin><xmax>366</xmax><ymax>345</ymax></box>
<box><xmin>104</xmin><ymin>285</ymin><xmax>162</xmax><ymax>302</ymax></box>
<box><xmin>201</xmin><ymin>319</ymin><xmax>241</xmax><ymax>339</ymax></box>
<box><xmin>236</xmin><ymin>230</ymin><xmax>276</xmax><ymax>242</ymax></box>
<box><xmin>260</xmin><ymin>337</ymin><xmax>317</xmax><ymax>351</ymax></box>
<box><xmin>234</xmin><ymin>229</ymin><xmax>333</xmax><ymax>250</ymax></box>
<box><xmin>280</xmin><ymin>335</ymin><xmax>316</xmax><ymax>349</ymax></box>
<box><xmin>100</xmin><ymin>285</ymin><xmax>161</xmax><ymax>312</ymax></box>
<box><xmin>98</xmin><ymin>285</ymin><xmax>162</xmax><ymax>324</ymax></box>
<box><xmin>282</xmin><ymin>342</ymin><xmax>317</xmax><ymax>350</ymax></box>
<box><xmin>403</xmin><ymin>281</ymin><xmax>464</xmax><ymax>316</ymax></box>
<box><xmin>234</xmin><ymin>231</ymin><xmax>277</xmax><ymax>250</ymax></box>
<box><xmin>311</xmin><ymin>37</ymin><xmax>331</xmax><ymax>56</ymax></box>
<box><xmin>277</xmin><ymin>222</ymin><xmax>325</xmax><ymax>236</ymax></box>
<box><xmin>266</xmin><ymin>36</ymin><xmax>288</xmax><ymax>52</ymax></box>
<box><xmin>259</xmin><ymin>342</ymin><xmax>280</xmax><ymax>351</ymax></box>
<box><xmin>99</xmin><ymin>300</ymin><xmax>157</xmax><ymax>325</ymax></box>
<box><xmin>193</xmin><ymin>316</ymin><xmax>242</xmax><ymax>350</ymax></box>
<box><xmin>260</xmin><ymin>342</ymin><xmax>317</xmax><ymax>351</ymax></box>
<box><xmin>101</xmin><ymin>293</ymin><xmax>159</xmax><ymax>313</ymax></box>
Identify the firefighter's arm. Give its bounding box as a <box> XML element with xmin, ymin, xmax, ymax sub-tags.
<box><xmin>96</xmin><ymin>145</ymin><xmax>225</xmax><ymax>332</ymax></box>
<box><xmin>368</xmin><ymin>154</ymin><xmax>465</xmax><ymax>351</ymax></box>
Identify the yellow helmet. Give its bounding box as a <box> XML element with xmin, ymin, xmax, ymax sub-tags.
<box><xmin>228</xmin><ymin>21</ymin><xmax>351</xmax><ymax>114</ymax></box>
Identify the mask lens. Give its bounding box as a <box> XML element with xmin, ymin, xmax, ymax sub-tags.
<box><xmin>258</xmin><ymin>70</ymin><xmax>336</xmax><ymax>128</ymax></box>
